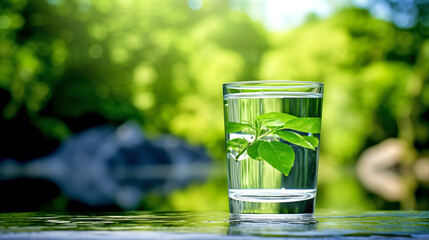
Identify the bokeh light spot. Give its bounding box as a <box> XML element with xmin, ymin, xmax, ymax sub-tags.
<box><xmin>394</xmin><ymin>12</ymin><xmax>416</xmax><ymax>28</ymax></box>
<box><xmin>133</xmin><ymin>64</ymin><xmax>157</xmax><ymax>87</ymax></box>
<box><xmin>89</xmin><ymin>44</ymin><xmax>103</xmax><ymax>59</ymax></box>
<box><xmin>188</xmin><ymin>0</ymin><xmax>203</xmax><ymax>10</ymax></box>
<box><xmin>88</xmin><ymin>24</ymin><xmax>107</xmax><ymax>40</ymax></box>
<box><xmin>133</xmin><ymin>92</ymin><xmax>155</xmax><ymax>111</ymax></box>
<box><xmin>33</xmin><ymin>82</ymin><xmax>50</xmax><ymax>99</ymax></box>
<box><xmin>51</xmin><ymin>40</ymin><xmax>68</xmax><ymax>65</ymax></box>
<box><xmin>0</xmin><ymin>15</ymin><xmax>11</xmax><ymax>29</ymax></box>
<box><xmin>110</xmin><ymin>47</ymin><xmax>129</xmax><ymax>64</ymax></box>
<box><xmin>47</xmin><ymin>0</ymin><xmax>64</xmax><ymax>5</ymax></box>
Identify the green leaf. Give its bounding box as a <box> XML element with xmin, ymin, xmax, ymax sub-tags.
<box><xmin>242</xmin><ymin>120</ymin><xmax>255</xmax><ymax>127</ymax></box>
<box><xmin>247</xmin><ymin>140</ymin><xmax>264</xmax><ymax>160</ymax></box>
<box><xmin>256</xmin><ymin>112</ymin><xmax>297</xmax><ymax>127</ymax></box>
<box><xmin>284</xmin><ymin>118</ymin><xmax>321</xmax><ymax>133</ymax></box>
<box><xmin>258</xmin><ymin>141</ymin><xmax>295</xmax><ymax>176</ymax></box>
<box><xmin>227</xmin><ymin>138</ymin><xmax>248</xmax><ymax>151</ymax></box>
<box><xmin>226</xmin><ymin>122</ymin><xmax>253</xmax><ymax>133</ymax></box>
<box><xmin>276</xmin><ymin>131</ymin><xmax>318</xmax><ymax>150</ymax></box>
<box><xmin>303</xmin><ymin>135</ymin><xmax>319</xmax><ymax>148</ymax></box>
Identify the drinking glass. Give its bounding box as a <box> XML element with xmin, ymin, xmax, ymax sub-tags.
<box><xmin>223</xmin><ymin>80</ymin><xmax>324</xmax><ymax>222</ymax></box>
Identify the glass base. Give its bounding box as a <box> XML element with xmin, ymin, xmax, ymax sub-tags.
<box><xmin>230</xmin><ymin>213</ymin><xmax>317</xmax><ymax>224</ymax></box>
<box><xmin>229</xmin><ymin>196</ymin><xmax>316</xmax><ymax>222</ymax></box>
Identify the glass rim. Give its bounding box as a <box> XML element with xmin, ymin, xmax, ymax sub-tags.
<box><xmin>223</xmin><ymin>80</ymin><xmax>323</xmax><ymax>89</ymax></box>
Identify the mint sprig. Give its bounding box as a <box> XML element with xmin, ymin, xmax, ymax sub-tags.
<box><xmin>225</xmin><ymin>112</ymin><xmax>321</xmax><ymax>176</ymax></box>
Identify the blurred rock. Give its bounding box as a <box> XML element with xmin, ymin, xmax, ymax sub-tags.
<box><xmin>414</xmin><ymin>158</ymin><xmax>429</xmax><ymax>183</ymax></box>
<box><xmin>356</xmin><ymin>139</ymin><xmax>406</xmax><ymax>201</ymax></box>
<box><xmin>0</xmin><ymin>121</ymin><xmax>212</xmax><ymax>210</ymax></box>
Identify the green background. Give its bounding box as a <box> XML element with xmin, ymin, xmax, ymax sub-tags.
<box><xmin>0</xmin><ymin>0</ymin><xmax>428</xmax><ymax>211</ymax></box>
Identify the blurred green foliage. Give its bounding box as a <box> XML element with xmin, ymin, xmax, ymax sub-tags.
<box><xmin>261</xmin><ymin>9</ymin><xmax>427</xmax><ymax>159</ymax></box>
<box><xmin>0</xmin><ymin>0</ymin><xmax>428</xmax><ymax>211</ymax></box>
<box><xmin>0</xmin><ymin>0</ymin><xmax>268</xmax><ymax>159</ymax></box>
<box><xmin>260</xmin><ymin>8</ymin><xmax>429</xmax><ymax>210</ymax></box>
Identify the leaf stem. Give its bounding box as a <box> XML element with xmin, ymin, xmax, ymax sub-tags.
<box><xmin>234</xmin><ymin>120</ymin><xmax>270</xmax><ymax>160</ymax></box>
<box><xmin>234</xmin><ymin>144</ymin><xmax>248</xmax><ymax>161</ymax></box>
<box><xmin>258</xmin><ymin>126</ymin><xmax>284</xmax><ymax>139</ymax></box>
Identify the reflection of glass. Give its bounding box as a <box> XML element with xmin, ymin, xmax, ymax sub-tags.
<box><xmin>228</xmin><ymin>220</ymin><xmax>317</xmax><ymax>236</ymax></box>
<box><xmin>223</xmin><ymin>81</ymin><xmax>324</xmax><ymax>222</ymax></box>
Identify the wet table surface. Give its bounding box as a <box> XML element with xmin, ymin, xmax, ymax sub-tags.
<box><xmin>0</xmin><ymin>210</ymin><xmax>428</xmax><ymax>239</ymax></box>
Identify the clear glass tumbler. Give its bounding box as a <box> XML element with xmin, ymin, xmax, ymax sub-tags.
<box><xmin>223</xmin><ymin>81</ymin><xmax>324</xmax><ymax>222</ymax></box>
